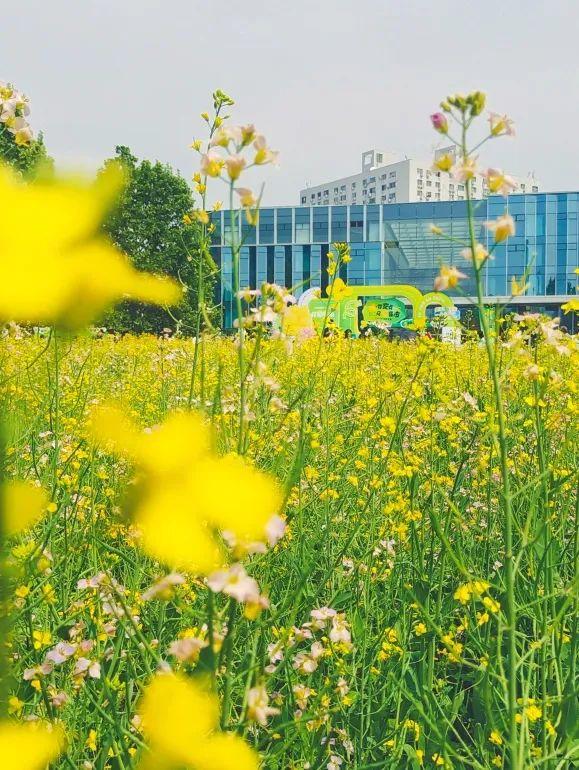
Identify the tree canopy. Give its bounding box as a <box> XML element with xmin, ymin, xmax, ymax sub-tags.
<box><xmin>101</xmin><ymin>146</ymin><xmax>216</xmax><ymax>335</ymax></box>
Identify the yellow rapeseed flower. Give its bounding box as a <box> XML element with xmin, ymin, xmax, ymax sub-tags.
<box><xmin>1</xmin><ymin>480</ymin><xmax>48</xmax><ymax>537</ymax></box>
<box><xmin>89</xmin><ymin>406</ymin><xmax>282</xmax><ymax>575</ymax></box>
<box><xmin>282</xmin><ymin>306</ymin><xmax>315</xmax><ymax>338</ymax></box>
<box><xmin>0</xmin><ymin>164</ymin><xmax>181</xmax><ymax>327</ymax></box>
<box><xmin>0</xmin><ymin>721</ymin><xmax>63</xmax><ymax>769</ymax></box>
<box><xmin>139</xmin><ymin>672</ymin><xmax>258</xmax><ymax>770</ymax></box>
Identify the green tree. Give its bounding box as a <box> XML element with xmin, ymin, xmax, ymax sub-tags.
<box><xmin>0</xmin><ymin>125</ymin><xmax>51</xmax><ymax>176</ymax></box>
<box><xmin>101</xmin><ymin>146</ymin><xmax>216</xmax><ymax>334</ymax></box>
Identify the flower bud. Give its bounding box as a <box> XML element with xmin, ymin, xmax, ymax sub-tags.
<box><xmin>430</xmin><ymin>113</ymin><xmax>448</xmax><ymax>134</ymax></box>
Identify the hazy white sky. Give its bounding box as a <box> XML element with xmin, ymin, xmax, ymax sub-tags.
<box><xmin>3</xmin><ymin>0</ymin><xmax>579</xmax><ymax>204</ymax></box>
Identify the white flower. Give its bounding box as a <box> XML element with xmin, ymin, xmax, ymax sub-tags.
<box><xmin>309</xmin><ymin>607</ymin><xmax>337</xmax><ymax>629</ymax></box>
<box><xmin>267</xmin><ymin>641</ymin><xmax>285</xmax><ymax>665</ymax></box>
<box><xmin>44</xmin><ymin>641</ymin><xmax>77</xmax><ymax>666</ymax></box>
<box><xmin>330</xmin><ymin>614</ymin><xmax>352</xmax><ymax>646</ymax></box>
<box><xmin>74</xmin><ymin>657</ymin><xmax>101</xmax><ymax>679</ymax></box>
<box><xmin>247</xmin><ymin>684</ymin><xmax>280</xmax><ymax>726</ymax></box>
<box><xmin>292</xmin><ymin>684</ymin><xmax>315</xmax><ymax>710</ymax></box>
<box><xmin>207</xmin><ymin>563</ymin><xmax>261</xmax><ymax>604</ymax></box>
<box><xmin>141</xmin><ymin>572</ymin><xmax>185</xmax><ymax>601</ymax></box>
<box><xmin>328</xmin><ymin>755</ymin><xmax>343</xmax><ymax>770</ymax></box>
<box><xmin>167</xmin><ymin>636</ymin><xmax>207</xmax><ymax>663</ymax></box>
<box><xmin>266</xmin><ymin>514</ymin><xmax>286</xmax><ymax>547</ymax></box>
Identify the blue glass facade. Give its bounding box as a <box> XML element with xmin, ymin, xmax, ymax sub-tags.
<box><xmin>211</xmin><ymin>194</ymin><xmax>579</xmax><ymax>328</ymax></box>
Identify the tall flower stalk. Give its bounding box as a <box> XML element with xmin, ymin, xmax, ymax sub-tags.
<box><xmin>430</xmin><ymin>92</ymin><xmax>529</xmax><ymax>769</ymax></box>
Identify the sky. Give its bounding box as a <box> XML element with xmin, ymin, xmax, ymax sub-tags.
<box><xmin>3</xmin><ymin>0</ymin><xmax>579</xmax><ymax>205</ymax></box>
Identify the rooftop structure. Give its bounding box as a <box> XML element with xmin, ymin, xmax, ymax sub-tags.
<box><xmin>300</xmin><ymin>148</ymin><xmax>541</xmax><ymax>206</ymax></box>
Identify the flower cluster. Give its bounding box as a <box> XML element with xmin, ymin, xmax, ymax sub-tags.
<box><xmin>0</xmin><ymin>80</ymin><xmax>32</xmax><ymax>145</ymax></box>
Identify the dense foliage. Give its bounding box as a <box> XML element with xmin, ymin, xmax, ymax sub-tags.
<box><xmin>101</xmin><ymin>146</ymin><xmax>214</xmax><ymax>335</ymax></box>
<box><xmin>1</xmin><ymin>332</ymin><xmax>577</xmax><ymax>769</ymax></box>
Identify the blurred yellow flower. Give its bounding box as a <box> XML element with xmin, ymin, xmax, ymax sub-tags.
<box><xmin>88</xmin><ymin>406</ymin><xmax>281</xmax><ymax>574</ymax></box>
<box><xmin>561</xmin><ymin>298</ymin><xmax>579</xmax><ymax>313</ymax></box>
<box><xmin>485</xmin><ymin>214</ymin><xmax>515</xmax><ymax>243</ymax></box>
<box><xmin>0</xmin><ymin>722</ymin><xmax>63</xmax><ymax>770</ymax></box>
<box><xmin>0</xmin><ymin>165</ymin><xmax>181</xmax><ymax>327</ymax></box>
<box><xmin>139</xmin><ymin>672</ymin><xmax>258</xmax><ymax>770</ymax></box>
<box><xmin>282</xmin><ymin>306</ymin><xmax>314</xmax><ymax>338</ymax></box>
<box><xmin>1</xmin><ymin>480</ymin><xmax>48</xmax><ymax>537</ymax></box>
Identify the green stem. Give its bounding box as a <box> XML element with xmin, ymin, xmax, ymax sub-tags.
<box><xmin>462</xmin><ymin>117</ymin><xmax>520</xmax><ymax>770</ymax></box>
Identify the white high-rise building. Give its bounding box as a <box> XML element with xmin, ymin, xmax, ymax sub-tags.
<box><xmin>300</xmin><ymin>148</ymin><xmax>541</xmax><ymax>206</ymax></box>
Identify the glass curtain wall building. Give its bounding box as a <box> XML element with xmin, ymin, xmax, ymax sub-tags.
<box><xmin>210</xmin><ymin>194</ymin><xmax>579</xmax><ymax>330</ymax></box>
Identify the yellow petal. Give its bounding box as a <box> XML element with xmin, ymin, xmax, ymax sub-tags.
<box><xmin>87</xmin><ymin>404</ymin><xmax>142</xmax><ymax>460</ymax></box>
<box><xmin>139</xmin><ymin>673</ymin><xmax>218</xmax><ymax>764</ymax></box>
<box><xmin>0</xmin><ymin>721</ymin><xmax>64</xmax><ymax>770</ymax></box>
<box><xmin>136</xmin><ymin>412</ymin><xmax>213</xmax><ymax>477</ymax></box>
<box><xmin>136</xmin><ymin>487</ymin><xmax>222</xmax><ymax>575</ymax></box>
<box><xmin>195</xmin><ymin>733</ymin><xmax>260</xmax><ymax>770</ymax></box>
<box><xmin>194</xmin><ymin>454</ymin><xmax>282</xmax><ymax>542</ymax></box>
<box><xmin>2</xmin><ymin>481</ymin><xmax>48</xmax><ymax>537</ymax></box>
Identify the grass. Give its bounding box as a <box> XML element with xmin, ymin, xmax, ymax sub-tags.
<box><xmin>1</xmin><ymin>329</ymin><xmax>577</xmax><ymax>769</ymax></box>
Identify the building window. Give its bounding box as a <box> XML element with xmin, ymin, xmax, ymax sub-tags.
<box><xmin>532</xmin><ymin>186</ymin><xmax>538</xmax><ymax>192</ymax></box>
<box><xmin>369</xmin><ymin>187</ymin><xmax>375</xmax><ymax>194</ymax></box>
<box><xmin>417</xmin><ymin>168</ymin><xmax>423</xmax><ymax>177</ymax></box>
<box><xmin>388</xmin><ymin>182</ymin><xmax>396</xmax><ymax>189</ymax></box>
<box><xmin>389</xmin><ymin>171</ymin><xmax>396</xmax><ymax>178</ymax></box>
<box><xmin>376</xmin><ymin>153</ymin><xmax>383</xmax><ymax>163</ymax></box>
<box><xmin>301</xmin><ymin>196</ymin><xmax>306</xmax><ymax>204</ymax></box>
<box><xmin>426</xmin><ymin>180</ymin><xmax>432</xmax><ymax>187</ymax></box>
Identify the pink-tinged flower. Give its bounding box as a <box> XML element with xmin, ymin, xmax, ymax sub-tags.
<box><xmin>200</xmin><ymin>151</ymin><xmax>224</xmax><ymax>177</ymax></box>
<box><xmin>484</xmin><ymin>168</ymin><xmax>517</xmax><ymax>196</ymax></box>
<box><xmin>167</xmin><ymin>636</ymin><xmax>208</xmax><ymax>663</ymax></box>
<box><xmin>484</xmin><ymin>213</ymin><xmax>515</xmax><ymax>243</ymax></box>
<box><xmin>292</xmin><ymin>684</ymin><xmax>315</xmax><ymax>710</ymax></box>
<box><xmin>209</xmin><ymin>126</ymin><xmax>241</xmax><ymax>148</ymax></box>
<box><xmin>430</xmin><ymin>112</ymin><xmax>449</xmax><ymax>134</ymax></box>
<box><xmin>253</xmin><ymin>134</ymin><xmax>279</xmax><ymax>165</ymax></box>
<box><xmin>141</xmin><ymin>573</ymin><xmax>185</xmax><ymax>602</ymax></box>
<box><xmin>77</xmin><ymin>573</ymin><xmax>107</xmax><ymax>590</ymax></box>
<box><xmin>460</xmin><ymin>243</ymin><xmax>489</xmax><ymax>266</ymax></box>
<box><xmin>434</xmin><ymin>265</ymin><xmax>467</xmax><ymax>292</ymax></box>
<box><xmin>309</xmin><ymin>606</ymin><xmax>337</xmax><ymax>629</ymax></box>
<box><xmin>488</xmin><ymin>112</ymin><xmax>515</xmax><ymax>137</ymax></box>
<box><xmin>267</xmin><ymin>641</ymin><xmax>285</xmax><ymax>666</ymax></box>
<box><xmin>292</xmin><ymin>650</ymin><xmax>320</xmax><ymax>674</ymax></box>
<box><xmin>74</xmin><ymin>657</ymin><xmax>101</xmax><ymax>679</ymax></box>
<box><xmin>44</xmin><ymin>641</ymin><xmax>77</xmax><ymax>666</ymax></box>
<box><xmin>207</xmin><ymin>563</ymin><xmax>261</xmax><ymax>603</ymax></box>
<box><xmin>266</xmin><ymin>514</ymin><xmax>286</xmax><ymax>547</ymax></box>
<box><xmin>51</xmin><ymin>691</ymin><xmax>68</xmax><ymax>708</ymax></box>
<box><xmin>246</xmin><ymin>684</ymin><xmax>280</xmax><ymax>726</ymax></box>
<box><xmin>23</xmin><ymin>663</ymin><xmax>53</xmax><ymax>680</ymax></box>
<box><xmin>236</xmin><ymin>187</ymin><xmax>257</xmax><ymax>208</ymax></box>
<box><xmin>452</xmin><ymin>157</ymin><xmax>477</xmax><ymax>183</ymax></box>
<box><xmin>329</xmin><ymin>614</ymin><xmax>352</xmax><ymax>645</ymax></box>
<box><xmin>225</xmin><ymin>154</ymin><xmax>246</xmax><ymax>181</ymax></box>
